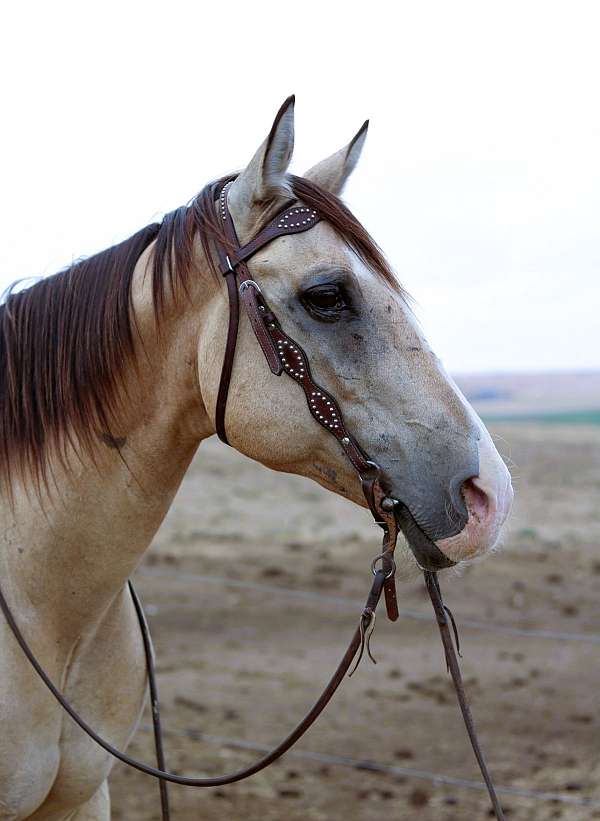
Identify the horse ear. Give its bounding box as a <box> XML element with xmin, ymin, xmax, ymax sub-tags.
<box><xmin>227</xmin><ymin>96</ymin><xmax>295</xmax><ymax>241</ymax></box>
<box><xmin>304</xmin><ymin>120</ymin><xmax>369</xmax><ymax>196</ymax></box>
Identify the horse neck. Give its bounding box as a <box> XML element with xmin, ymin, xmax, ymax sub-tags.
<box><xmin>2</xmin><ymin>243</ymin><xmax>218</xmax><ymax>631</ymax></box>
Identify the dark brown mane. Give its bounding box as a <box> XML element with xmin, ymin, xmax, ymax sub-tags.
<box><xmin>0</xmin><ymin>175</ymin><xmax>398</xmax><ymax>491</ymax></box>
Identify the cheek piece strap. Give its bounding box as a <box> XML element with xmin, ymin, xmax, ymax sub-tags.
<box><xmin>0</xmin><ymin>181</ymin><xmax>505</xmax><ymax>821</ymax></box>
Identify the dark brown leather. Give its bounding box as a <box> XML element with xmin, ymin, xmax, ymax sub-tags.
<box><xmin>238</xmin><ymin>283</ymin><xmax>283</xmax><ymax>375</ymax></box>
<box><xmin>383</xmin><ymin>575</ymin><xmax>399</xmax><ymax>622</ymax></box>
<box><xmin>214</xmin><ymin>182</ymin><xmax>292</xmax><ymax>443</ymax></box>
<box><xmin>215</xmin><ymin>271</ymin><xmax>240</xmax><ymax>444</ymax></box>
<box><xmin>128</xmin><ymin>581</ymin><xmax>170</xmax><ymax>819</ymax></box>
<box><xmin>0</xmin><ymin>563</ymin><xmax>387</xmax><ymax>790</ymax></box>
<box><xmin>218</xmin><ymin>205</ymin><xmax>322</xmax><ymax>275</ymax></box>
<box><xmin>424</xmin><ymin>572</ymin><xmax>506</xmax><ymax>820</ymax></box>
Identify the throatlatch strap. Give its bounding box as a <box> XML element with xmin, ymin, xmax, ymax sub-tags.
<box><xmin>215</xmin><ymin>269</ymin><xmax>239</xmax><ymax>445</ymax></box>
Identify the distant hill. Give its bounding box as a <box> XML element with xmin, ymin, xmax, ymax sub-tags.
<box><xmin>453</xmin><ymin>370</ymin><xmax>600</xmax><ymax>422</ymax></box>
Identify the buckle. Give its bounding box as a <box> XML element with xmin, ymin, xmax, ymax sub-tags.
<box><xmin>239</xmin><ymin>279</ymin><xmax>262</xmax><ymax>295</ymax></box>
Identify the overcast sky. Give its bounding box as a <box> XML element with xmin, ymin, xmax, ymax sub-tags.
<box><xmin>1</xmin><ymin>1</ymin><xmax>598</xmax><ymax>374</ymax></box>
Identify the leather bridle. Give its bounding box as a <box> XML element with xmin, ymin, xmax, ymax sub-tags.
<box><xmin>213</xmin><ymin>180</ymin><xmax>455</xmax><ymax>574</ymax></box>
<box><xmin>0</xmin><ymin>181</ymin><xmax>506</xmax><ymax>820</ymax></box>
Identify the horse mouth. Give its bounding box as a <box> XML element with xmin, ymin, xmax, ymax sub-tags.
<box><xmin>394</xmin><ymin>504</ymin><xmax>456</xmax><ymax>571</ymax></box>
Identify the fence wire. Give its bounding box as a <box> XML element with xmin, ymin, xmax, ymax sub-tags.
<box><xmin>139</xmin><ymin>566</ymin><xmax>600</xmax><ymax>645</ymax></box>
<box><xmin>135</xmin><ymin>566</ymin><xmax>600</xmax><ymax>812</ymax></box>
<box><xmin>139</xmin><ymin>725</ymin><xmax>600</xmax><ymax>809</ymax></box>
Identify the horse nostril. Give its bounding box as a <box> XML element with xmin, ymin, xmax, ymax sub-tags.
<box><xmin>461</xmin><ymin>477</ymin><xmax>490</xmax><ymax>524</ymax></box>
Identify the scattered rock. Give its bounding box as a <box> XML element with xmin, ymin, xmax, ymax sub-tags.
<box><xmin>408</xmin><ymin>787</ymin><xmax>430</xmax><ymax>807</ymax></box>
<box><xmin>278</xmin><ymin>788</ymin><xmax>301</xmax><ymax>799</ymax></box>
<box><xmin>393</xmin><ymin>748</ymin><xmax>414</xmax><ymax>760</ymax></box>
<box><xmin>569</xmin><ymin>714</ymin><xmax>593</xmax><ymax>724</ymax></box>
<box><xmin>285</xmin><ymin>542</ymin><xmax>304</xmax><ymax>552</ymax></box>
<box><xmin>262</xmin><ymin>566</ymin><xmax>284</xmax><ymax>579</ymax></box>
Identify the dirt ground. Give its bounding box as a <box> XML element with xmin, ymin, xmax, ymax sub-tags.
<box><xmin>109</xmin><ymin>423</ymin><xmax>600</xmax><ymax>821</ymax></box>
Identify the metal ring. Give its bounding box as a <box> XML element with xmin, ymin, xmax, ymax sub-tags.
<box><xmin>225</xmin><ymin>255</ymin><xmax>235</xmax><ymax>273</ymax></box>
<box><xmin>359</xmin><ymin>460</ymin><xmax>380</xmax><ymax>482</ymax></box>
<box><xmin>371</xmin><ymin>552</ymin><xmax>396</xmax><ymax>579</ymax></box>
<box><xmin>239</xmin><ymin>279</ymin><xmax>262</xmax><ymax>294</ymax></box>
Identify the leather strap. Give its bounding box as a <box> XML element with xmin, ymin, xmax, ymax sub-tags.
<box><xmin>239</xmin><ymin>283</ymin><xmax>283</xmax><ymax>375</ymax></box>
<box><xmin>128</xmin><ymin>581</ymin><xmax>170</xmax><ymax>819</ymax></box>
<box><xmin>0</xmin><ymin>567</ymin><xmax>386</xmax><ymax>789</ymax></box>
<box><xmin>424</xmin><ymin>571</ymin><xmax>506</xmax><ymax>820</ymax></box>
<box><xmin>214</xmin><ymin>269</ymin><xmax>239</xmax><ymax>444</ymax></box>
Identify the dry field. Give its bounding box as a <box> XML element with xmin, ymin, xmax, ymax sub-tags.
<box><xmin>109</xmin><ymin>421</ymin><xmax>600</xmax><ymax>821</ymax></box>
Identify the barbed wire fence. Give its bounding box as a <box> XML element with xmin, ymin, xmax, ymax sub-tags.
<box><xmin>136</xmin><ymin>566</ymin><xmax>600</xmax><ymax>812</ymax></box>
<box><xmin>141</xmin><ymin>567</ymin><xmax>600</xmax><ymax>645</ymax></box>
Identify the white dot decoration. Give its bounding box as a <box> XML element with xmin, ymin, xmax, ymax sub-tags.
<box><xmin>278</xmin><ymin>208</ymin><xmax>318</xmax><ymax>230</ymax></box>
<box><xmin>273</xmin><ymin>331</ymin><xmax>345</xmax><ymax>436</ymax></box>
<box><xmin>219</xmin><ymin>182</ymin><xmax>233</xmax><ymax>222</ymax></box>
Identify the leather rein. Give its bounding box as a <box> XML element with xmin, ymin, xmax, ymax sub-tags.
<box><xmin>0</xmin><ymin>182</ymin><xmax>505</xmax><ymax>820</ymax></box>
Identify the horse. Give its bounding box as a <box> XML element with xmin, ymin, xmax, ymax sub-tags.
<box><xmin>0</xmin><ymin>97</ymin><xmax>513</xmax><ymax>820</ymax></box>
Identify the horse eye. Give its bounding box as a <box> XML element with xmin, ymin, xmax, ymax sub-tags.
<box><xmin>302</xmin><ymin>285</ymin><xmax>346</xmax><ymax>316</ymax></box>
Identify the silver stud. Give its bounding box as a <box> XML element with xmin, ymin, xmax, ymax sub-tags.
<box><xmin>381</xmin><ymin>497</ymin><xmax>399</xmax><ymax>512</ymax></box>
<box><xmin>342</xmin><ymin>437</ymin><xmax>350</xmax><ymax>445</ymax></box>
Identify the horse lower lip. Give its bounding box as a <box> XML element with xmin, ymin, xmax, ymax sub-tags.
<box><xmin>413</xmin><ymin>549</ymin><xmax>456</xmax><ymax>572</ymax></box>
<box><xmin>394</xmin><ymin>507</ymin><xmax>456</xmax><ymax>571</ymax></box>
